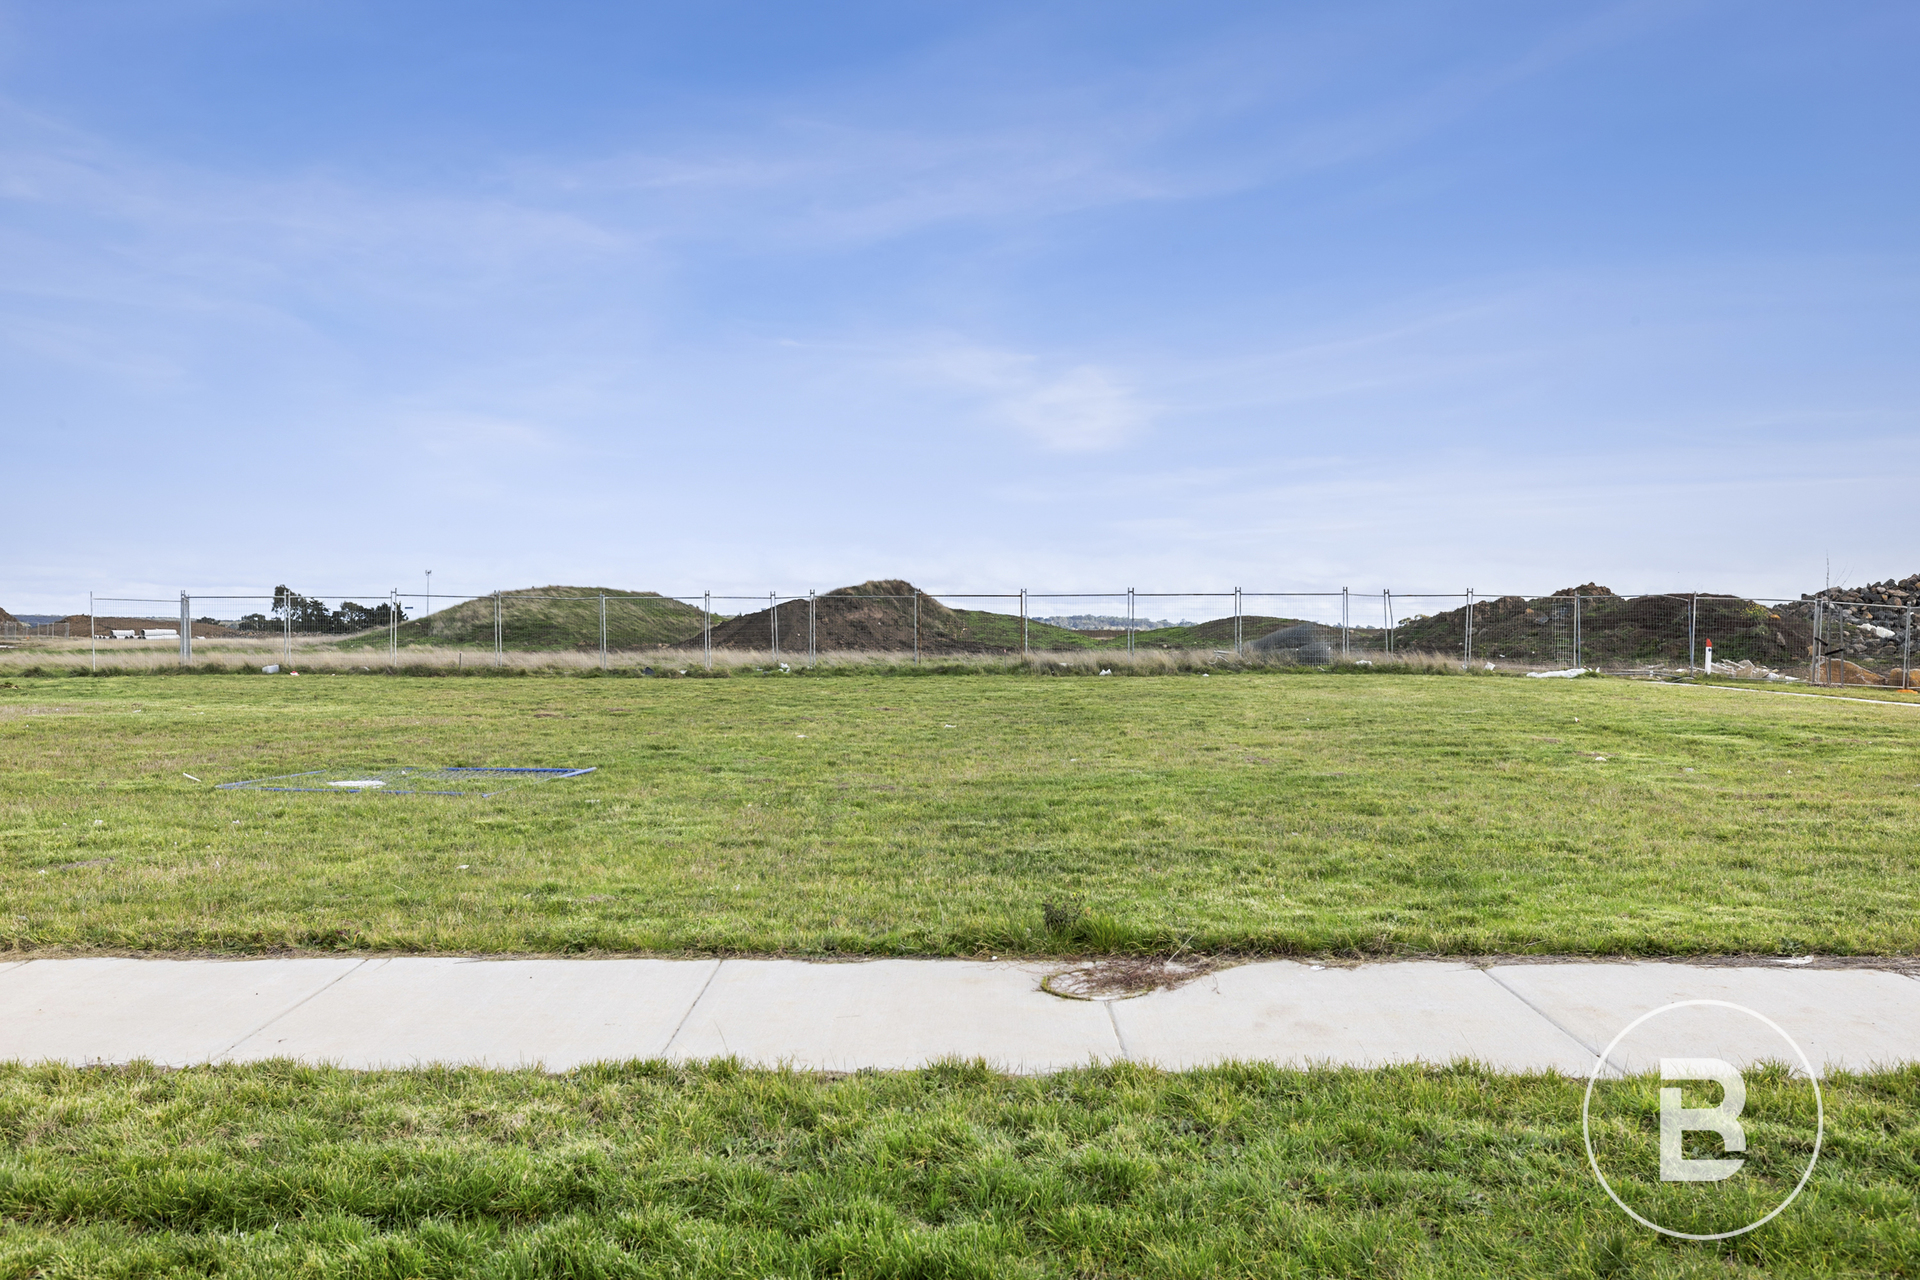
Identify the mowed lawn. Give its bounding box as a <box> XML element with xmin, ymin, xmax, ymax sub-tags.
<box><xmin>0</xmin><ymin>1060</ymin><xmax>1914</xmax><ymax>1279</ymax></box>
<box><xmin>1</xmin><ymin>671</ymin><xmax>1916</xmax><ymax>956</ymax></box>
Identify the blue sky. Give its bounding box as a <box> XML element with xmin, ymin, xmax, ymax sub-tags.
<box><xmin>2</xmin><ymin>1</ymin><xmax>1915</xmax><ymax>616</ymax></box>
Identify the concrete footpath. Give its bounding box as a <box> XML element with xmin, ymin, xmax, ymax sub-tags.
<box><xmin>1</xmin><ymin>955</ymin><xmax>1916</xmax><ymax>1074</ymax></box>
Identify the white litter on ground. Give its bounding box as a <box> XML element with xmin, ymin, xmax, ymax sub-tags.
<box><xmin>1526</xmin><ymin>668</ymin><xmax>1593</xmax><ymax>679</ymax></box>
<box><xmin>220</xmin><ymin>767</ymin><xmax>595</xmax><ymax>797</ymax></box>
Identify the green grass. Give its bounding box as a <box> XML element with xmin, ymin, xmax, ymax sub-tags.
<box><xmin>2</xmin><ymin>671</ymin><xmax>1918</xmax><ymax>956</ymax></box>
<box><xmin>0</xmin><ymin>1059</ymin><xmax>1913</xmax><ymax>1278</ymax></box>
<box><xmin>948</xmin><ymin>610</ymin><xmax>1099</xmax><ymax>649</ymax></box>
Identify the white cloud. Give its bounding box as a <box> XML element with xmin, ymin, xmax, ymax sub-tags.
<box><xmin>998</xmin><ymin>364</ymin><xmax>1152</xmax><ymax>452</ymax></box>
<box><xmin>905</xmin><ymin>344</ymin><xmax>1153</xmax><ymax>452</ymax></box>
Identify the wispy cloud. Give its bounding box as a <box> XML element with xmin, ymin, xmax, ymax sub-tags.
<box><xmin>903</xmin><ymin>343</ymin><xmax>1154</xmax><ymax>452</ymax></box>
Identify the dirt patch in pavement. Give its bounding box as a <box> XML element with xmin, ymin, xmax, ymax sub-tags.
<box><xmin>1042</xmin><ymin>956</ymin><xmax>1221</xmax><ymax>1001</ymax></box>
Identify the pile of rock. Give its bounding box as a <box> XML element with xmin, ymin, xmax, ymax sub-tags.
<box><xmin>1802</xmin><ymin>574</ymin><xmax>1917</xmax><ymax>659</ymax></box>
<box><xmin>1808</xmin><ymin>574</ymin><xmax>1920</xmax><ymax>619</ymax></box>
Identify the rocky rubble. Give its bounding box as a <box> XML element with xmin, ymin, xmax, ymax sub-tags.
<box><xmin>1800</xmin><ymin>573</ymin><xmax>1918</xmax><ymax>660</ymax></box>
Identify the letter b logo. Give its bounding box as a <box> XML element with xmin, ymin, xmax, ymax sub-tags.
<box><xmin>1659</xmin><ymin>1058</ymin><xmax>1745</xmax><ymax>1182</ymax></box>
<box><xmin>1585</xmin><ymin>1002</ymin><xmax>1823</xmax><ymax>1240</ymax></box>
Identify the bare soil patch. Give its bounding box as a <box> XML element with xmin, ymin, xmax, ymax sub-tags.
<box><xmin>1042</xmin><ymin>956</ymin><xmax>1220</xmax><ymax>1000</ymax></box>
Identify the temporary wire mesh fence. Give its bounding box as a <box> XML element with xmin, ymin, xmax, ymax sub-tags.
<box><xmin>0</xmin><ymin>621</ymin><xmax>69</xmax><ymax>639</ymax></box>
<box><xmin>48</xmin><ymin>585</ymin><xmax>1919</xmax><ymax>689</ymax></box>
<box><xmin>215</xmin><ymin>766</ymin><xmax>596</xmax><ymax>797</ymax></box>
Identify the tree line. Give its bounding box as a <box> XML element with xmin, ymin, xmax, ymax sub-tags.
<box><xmin>235</xmin><ymin>586</ymin><xmax>408</xmax><ymax>634</ymax></box>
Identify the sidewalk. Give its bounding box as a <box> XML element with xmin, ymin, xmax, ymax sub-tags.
<box><xmin>1</xmin><ymin>955</ymin><xmax>1915</xmax><ymax>1074</ymax></box>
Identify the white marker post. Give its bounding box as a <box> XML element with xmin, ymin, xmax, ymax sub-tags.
<box><xmin>1705</xmin><ymin>638</ymin><xmax>1713</xmax><ymax>675</ymax></box>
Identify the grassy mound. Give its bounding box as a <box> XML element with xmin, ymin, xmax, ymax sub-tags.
<box><xmin>1393</xmin><ymin>587</ymin><xmax>1813</xmax><ymax>668</ymax></box>
<box><xmin>702</xmin><ymin>580</ymin><xmax>1097</xmax><ymax>653</ymax></box>
<box><xmin>339</xmin><ymin>586</ymin><xmax>709</xmax><ymax>652</ymax></box>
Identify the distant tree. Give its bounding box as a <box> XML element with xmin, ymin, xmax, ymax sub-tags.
<box><xmin>335</xmin><ymin>600</ymin><xmax>405</xmax><ymax>632</ymax></box>
<box><xmin>245</xmin><ymin>587</ymin><xmax>408</xmax><ymax>634</ymax></box>
<box><xmin>272</xmin><ymin>586</ymin><xmax>335</xmax><ymax>632</ymax></box>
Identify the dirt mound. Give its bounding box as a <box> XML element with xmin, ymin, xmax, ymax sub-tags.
<box><xmin>1393</xmin><ymin>593</ymin><xmax>1811</xmax><ymax>668</ymax></box>
<box><xmin>0</xmin><ymin>604</ymin><xmax>16</xmax><ymax>625</ymax></box>
<box><xmin>701</xmin><ymin>580</ymin><xmax>1025</xmax><ymax>654</ymax></box>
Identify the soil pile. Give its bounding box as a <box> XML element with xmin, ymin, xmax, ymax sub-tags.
<box><xmin>0</xmin><ymin>604</ymin><xmax>16</xmax><ymax>625</ymax></box>
<box><xmin>1392</xmin><ymin>589</ymin><xmax>1813</xmax><ymax>668</ymax></box>
<box><xmin>701</xmin><ymin>588</ymin><xmax>1338</xmax><ymax>655</ymax></box>
<box><xmin>700</xmin><ymin>580</ymin><xmax>1046</xmax><ymax>654</ymax></box>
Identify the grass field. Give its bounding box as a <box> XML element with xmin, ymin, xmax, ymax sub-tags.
<box><xmin>2</xmin><ymin>670</ymin><xmax>1917</xmax><ymax>957</ymax></box>
<box><xmin>0</xmin><ymin>1059</ymin><xmax>1912</xmax><ymax>1278</ymax></box>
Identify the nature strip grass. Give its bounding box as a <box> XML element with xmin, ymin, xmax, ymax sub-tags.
<box><xmin>1</xmin><ymin>672</ymin><xmax>1917</xmax><ymax>957</ymax></box>
<box><xmin>0</xmin><ymin>1060</ymin><xmax>1914</xmax><ymax>1278</ymax></box>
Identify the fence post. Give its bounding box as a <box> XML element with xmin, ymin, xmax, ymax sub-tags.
<box><xmin>180</xmin><ymin>593</ymin><xmax>191</xmax><ymax>666</ymax></box>
<box><xmin>1903</xmin><ymin>605</ymin><xmax>1913</xmax><ymax>691</ymax></box>
<box><xmin>913</xmin><ymin>591</ymin><xmax>919</xmax><ymax>665</ymax></box>
<box><xmin>1127</xmin><ymin>588</ymin><xmax>1134</xmax><ymax>656</ymax></box>
<box><xmin>1383</xmin><ymin>590</ymin><xmax>1394</xmax><ymax>653</ymax></box>
<box><xmin>1234</xmin><ymin>587</ymin><xmax>1242</xmax><ymax>655</ymax></box>
<box><xmin>1688</xmin><ymin>595</ymin><xmax>1696</xmax><ymax>675</ymax></box>
<box><xmin>1021</xmin><ymin>589</ymin><xmax>1028</xmax><ymax>657</ymax></box>
<box><xmin>703</xmin><ymin>591</ymin><xmax>712</xmax><ymax>669</ymax></box>
<box><xmin>1341</xmin><ymin>587</ymin><xmax>1348</xmax><ymax>656</ymax></box>
<box><xmin>1806</xmin><ymin>599</ymin><xmax>1819</xmax><ymax>685</ymax></box>
<box><xmin>1464</xmin><ymin>588</ymin><xmax>1473</xmax><ymax>664</ymax></box>
<box><xmin>493</xmin><ymin>591</ymin><xmax>501</xmax><ymax>666</ymax></box>
<box><xmin>89</xmin><ymin>591</ymin><xmax>96</xmax><ymax>673</ymax></box>
<box><xmin>1573</xmin><ymin>593</ymin><xmax>1582</xmax><ymax>669</ymax></box>
<box><xmin>599</xmin><ymin>593</ymin><xmax>607</xmax><ymax>670</ymax></box>
<box><xmin>770</xmin><ymin>592</ymin><xmax>779</xmax><ymax>660</ymax></box>
<box><xmin>808</xmin><ymin>590</ymin><xmax>816</xmax><ymax>667</ymax></box>
<box><xmin>284</xmin><ymin>588</ymin><xmax>293</xmax><ymax>668</ymax></box>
